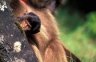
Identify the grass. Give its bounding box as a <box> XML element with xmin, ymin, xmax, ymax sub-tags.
<box><xmin>56</xmin><ymin>8</ymin><xmax>96</xmax><ymax>62</ymax></box>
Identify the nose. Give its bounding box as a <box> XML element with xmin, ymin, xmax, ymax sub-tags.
<box><xmin>17</xmin><ymin>12</ymin><xmax>41</xmax><ymax>35</ymax></box>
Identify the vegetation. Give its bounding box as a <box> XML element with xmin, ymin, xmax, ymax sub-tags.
<box><xmin>56</xmin><ymin>8</ymin><xmax>96</xmax><ymax>62</ymax></box>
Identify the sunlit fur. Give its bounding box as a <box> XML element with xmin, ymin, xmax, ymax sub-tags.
<box><xmin>10</xmin><ymin>0</ymin><xmax>80</xmax><ymax>62</ymax></box>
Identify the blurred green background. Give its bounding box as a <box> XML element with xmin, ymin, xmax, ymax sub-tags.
<box><xmin>56</xmin><ymin>7</ymin><xmax>96</xmax><ymax>62</ymax></box>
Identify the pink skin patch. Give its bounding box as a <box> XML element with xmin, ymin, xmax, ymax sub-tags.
<box><xmin>20</xmin><ymin>0</ymin><xmax>27</xmax><ymax>2</ymax></box>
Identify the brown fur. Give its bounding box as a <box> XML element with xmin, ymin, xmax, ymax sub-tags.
<box><xmin>10</xmin><ymin>0</ymin><xmax>80</xmax><ymax>62</ymax></box>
